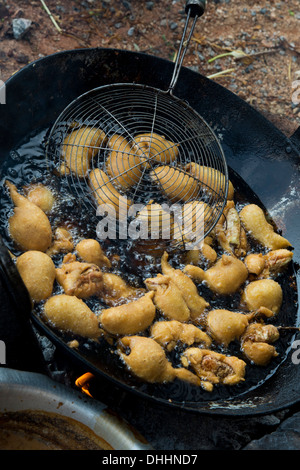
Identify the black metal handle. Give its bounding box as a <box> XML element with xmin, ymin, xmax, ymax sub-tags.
<box><xmin>0</xmin><ymin>235</ymin><xmax>47</xmax><ymax>372</ymax></box>
<box><xmin>185</xmin><ymin>0</ymin><xmax>206</xmax><ymax>17</ymax></box>
<box><xmin>168</xmin><ymin>0</ymin><xmax>206</xmax><ymax>92</ymax></box>
<box><xmin>0</xmin><ymin>235</ymin><xmax>32</xmax><ymax>317</ymax></box>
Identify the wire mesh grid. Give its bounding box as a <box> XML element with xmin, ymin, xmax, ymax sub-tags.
<box><xmin>46</xmin><ymin>83</ymin><xmax>228</xmax><ymax>247</ymax></box>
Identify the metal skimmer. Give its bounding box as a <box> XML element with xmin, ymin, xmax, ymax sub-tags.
<box><xmin>46</xmin><ymin>0</ymin><xmax>228</xmax><ymax>248</ymax></box>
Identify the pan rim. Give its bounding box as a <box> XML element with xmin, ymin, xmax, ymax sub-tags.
<box><xmin>1</xmin><ymin>46</ymin><xmax>300</xmax><ymax>417</ymax></box>
<box><xmin>30</xmin><ymin>304</ymin><xmax>299</xmax><ymax>418</ymax></box>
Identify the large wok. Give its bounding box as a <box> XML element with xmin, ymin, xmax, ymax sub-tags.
<box><xmin>0</xmin><ymin>48</ymin><xmax>299</xmax><ymax>416</ymax></box>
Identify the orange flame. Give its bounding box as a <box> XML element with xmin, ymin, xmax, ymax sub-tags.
<box><xmin>75</xmin><ymin>372</ymin><xmax>94</xmax><ymax>397</ymax></box>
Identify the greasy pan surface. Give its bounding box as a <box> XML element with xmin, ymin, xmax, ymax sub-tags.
<box><xmin>0</xmin><ymin>48</ymin><xmax>299</xmax><ymax>415</ymax></box>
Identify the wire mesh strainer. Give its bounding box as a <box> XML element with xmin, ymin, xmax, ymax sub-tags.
<box><xmin>46</xmin><ymin>0</ymin><xmax>228</xmax><ymax>248</ymax></box>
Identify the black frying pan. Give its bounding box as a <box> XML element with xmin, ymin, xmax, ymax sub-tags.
<box><xmin>0</xmin><ymin>48</ymin><xmax>299</xmax><ymax>416</ymax></box>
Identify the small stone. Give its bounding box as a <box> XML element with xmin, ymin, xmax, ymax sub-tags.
<box><xmin>122</xmin><ymin>1</ymin><xmax>132</xmax><ymax>10</ymax></box>
<box><xmin>12</xmin><ymin>18</ymin><xmax>32</xmax><ymax>40</ymax></box>
<box><xmin>245</xmin><ymin>64</ymin><xmax>254</xmax><ymax>73</ymax></box>
<box><xmin>56</xmin><ymin>5</ymin><xmax>66</xmax><ymax>13</ymax></box>
<box><xmin>16</xmin><ymin>53</ymin><xmax>29</xmax><ymax>64</ymax></box>
<box><xmin>188</xmin><ymin>65</ymin><xmax>199</xmax><ymax>72</ymax></box>
<box><xmin>169</xmin><ymin>21</ymin><xmax>178</xmax><ymax>31</ymax></box>
<box><xmin>194</xmin><ymin>51</ymin><xmax>205</xmax><ymax>61</ymax></box>
<box><xmin>127</xmin><ymin>26</ymin><xmax>135</xmax><ymax>37</ymax></box>
<box><xmin>146</xmin><ymin>2</ymin><xmax>154</xmax><ymax>10</ymax></box>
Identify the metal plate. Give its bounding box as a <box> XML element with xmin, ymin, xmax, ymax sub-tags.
<box><xmin>0</xmin><ymin>367</ymin><xmax>151</xmax><ymax>450</ymax></box>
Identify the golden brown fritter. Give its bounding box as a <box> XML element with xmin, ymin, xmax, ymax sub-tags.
<box><xmin>206</xmin><ymin>309</ymin><xmax>250</xmax><ymax>347</ymax></box>
<box><xmin>239</xmin><ymin>204</ymin><xmax>291</xmax><ymax>250</ymax></box>
<box><xmin>100</xmin><ymin>292</ymin><xmax>156</xmax><ymax>335</ymax></box>
<box><xmin>241</xmin><ymin>279</ymin><xmax>283</xmax><ymax>315</ymax></box>
<box><xmin>240</xmin><ymin>323</ymin><xmax>280</xmax><ymax>366</ymax></box>
<box><xmin>101</xmin><ymin>272</ymin><xmax>144</xmax><ymax>306</ymax></box>
<box><xmin>106</xmin><ymin>134</ymin><xmax>145</xmax><ymax>190</ymax></box>
<box><xmin>46</xmin><ymin>227</ymin><xmax>74</xmax><ymax>257</ymax></box>
<box><xmin>161</xmin><ymin>252</ymin><xmax>209</xmax><ymax>322</ymax></box>
<box><xmin>184</xmin><ymin>254</ymin><xmax>248</xmax><ymax>295</ymax></box>
<box><xmin>76</xmin><ymin>238</ymin><xmax>111</xmax><ymax>268</ymax></box>
<box><xmin>16</xmin><ymin>250</ymin><xmax>56</xmax><ymax>302</ymax></box>
<box><xmin>151</xmin><ymin>320</ymin><xmax>212</xmax><ymax>351</ymax></box>
<box><xmin>61</xmin><ymin>126</ymin><xmax>106</xmax><ymax>177</ymax></box>
<box><xmin>24</xmin><ymin>183</ymin><xmax>55</xmax><ymax>213</ymax></box>
<box><xmin>56</xmin><ymin>255</ymin><xmax>103</xmax><ymax>299</ymax></box>
<box><xmin>150</xmin><ymin>166</ymin><xmax>200</xmax><ymax>203</ymax></box>
<box><xmin>118</xmin><ymin>336</ymin><xmax>201</xmax><ymax>386</ymax></box>
<box><xmin>89</xmin><ymin>168</ymin><xmax>132</xmax><ymax>218</ymax></box>
<box><xmin>133</xmin><ymin>132</ymin><xmax>179</xmax><ymax>167</ymax></box>
<box><xmin>145</xmin><ymin>274</ymin><xmax>190</xmax><ymax>322</ymax></box>
<box><xmin>44</xmin><ymin>294</ymin><xmax>101</xmax><ymax>340</ymax></box>
<box><xmin>182</xmin><ymin>348</ymin><xmax>246</xmax><ymax>390</ymax></box>
<box><xmin>6</xmin><ymin>181</ymin><xmax>52</xmax><ymax>252</ymax></box>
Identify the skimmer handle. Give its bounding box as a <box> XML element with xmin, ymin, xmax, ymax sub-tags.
<box><xmin>168</xmin><ymin>0</ymin><xmax>206</xmax><ymax>93</ymax></box>
<box><xmin>185</xmin><ymin>0</ymin><xmax>206</xmax><ymax>17</ymax></box>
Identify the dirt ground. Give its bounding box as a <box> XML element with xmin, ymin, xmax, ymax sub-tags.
<box><xmin>0</xmin><ymin>0</ymin><xmax>299</xmax><ymax>136</ymax></box>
